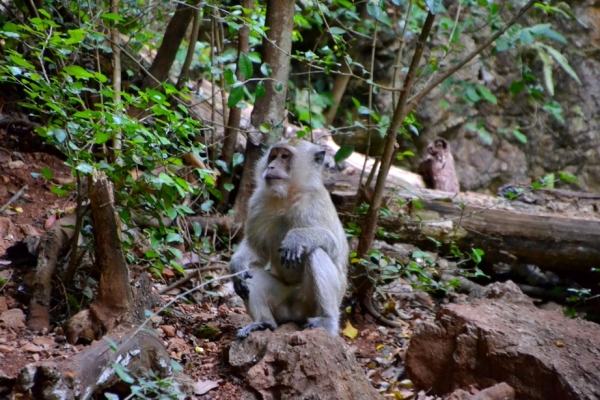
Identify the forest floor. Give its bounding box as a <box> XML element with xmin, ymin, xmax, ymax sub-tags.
<box><xmin>0</xmin><ymin>137</ymin><xmax>434</xmax><ymax>399</ymax></box>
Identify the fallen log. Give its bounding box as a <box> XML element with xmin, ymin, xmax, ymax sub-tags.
<box><xmin>17</xmin><ymin>326</ymin><xmax>186</xmax><ymax>399</ymax></box>
<box><xmin>332</xmin><ymin>185</ymin><xmax>600</xmax><ymax>275</ymax></box>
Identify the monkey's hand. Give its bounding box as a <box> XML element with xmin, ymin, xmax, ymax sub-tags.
<box><xmin>279</xmin><ymin>231</ymin><xmax>313</xmax><ymax>269</ymax></box>
<box><xmin>232</xmin><ymin>271</ymin><xmax>252</xmax><ymax>300</ymax></box>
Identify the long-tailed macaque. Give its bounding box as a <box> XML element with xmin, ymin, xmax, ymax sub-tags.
<box><xmin>229</xmin><ymin>139</ymin><xmax>349</xmax><ymax>338</ymax></box>
<box><xmin>417</xmin><ymin>137</ymin><xmax>460</xmax><ymax>194</ymax></box>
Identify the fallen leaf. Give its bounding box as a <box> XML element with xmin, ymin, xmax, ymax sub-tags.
<box><xmin>194</xmin><ymin>379</ymin><xmax>220</xmax><ymax>395</ymax></box>
<box><xmin>342</xmin><ymin>320</ymin><xmax>358</xmax><ymax>339</ymax></box>
<box><xmin>556</xmin><ymin>341</ymin><xmax>565</xmax><ymax>347</ymax></box>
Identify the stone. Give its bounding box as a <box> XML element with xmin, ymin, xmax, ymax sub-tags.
<box><xmin>0</xmin><ymin>309</ymin><xmax>26</xmax><ymax>330</ymax></box>
<box><xmin>406</xmin><ymin>282</ymin><xmax>600</xmax><ymax>400</ymax></box>
<box><xmin>229</xmin><ymin>324</ymin><xmax>382</xmax><ymax>400</ymax></box>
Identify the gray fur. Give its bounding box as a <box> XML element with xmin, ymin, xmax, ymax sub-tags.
<box><xmin>230</xmin><ymin>139</ymin><xmax>348</xmax><ymax>339</ymax></box>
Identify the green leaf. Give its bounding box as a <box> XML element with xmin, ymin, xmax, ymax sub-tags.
<box><xmin>426</xmin><ymin>0</ymin><xmax>443</xmax><ymax>14</ymax></box>
<box><xmin>334</xmin><ymin>145</ymin><xmax>354</xmax><ymax>163</ymax></box>
<box><xmin>228</xmin><ymin>86</ymin><xmax>244</xmax><ymax>108</ymax></box>
<box><xmin>232</xmin><ymin>152</ymin><xmax>244</xmax><ymax>167</ymax></box>
<box><xmin>224</xmin><ymin>183</ymin><xmax>234</xmax><ymax>191</ymax></box>
<box><xmin>255</xmin><ymin>81</ymin><xmax>266</xmax><ymax>99</ymax></box>
<box><xmin>248</xmin><ymin>52</ymin><xmax>261</xmax><ymax>63</ymax></box>
<box><xmin>530</xmin><ymin>24</ymin><xmax>566</xmax><ymax>44</ymax></box>
<box><xmin>275</xmin><ymin>82</ymin><xmax>283</xmax><ymax>92</ymax></box>
<box><xmin>8</xmin><ymin>52</ymin><xmax>35</xmax><ymax>70</ymax></box>
<box><xmin>238</xmin><ymin>53</ymin><xmax>253</xmax><ymax>79</ymax></box>
<box><xmin>65</xmin><ymin>29</ymin><xmax>86</xmax><ymax>45</ymax></box>
<box><xmin>476</xmin><ymin>85</ymin><xmax>497</xmax><ymax>104</ymax></box>
<box><xmin>351</xmin><ymin>97</ymin><xmax>361</xmax><ymax>109</ymax></box>
<box><xmin>539</xmin><ymin>44</ymin><xmax>581</xmax><ymax>85</ymax></box>
<box><xmin>105</xmin><ymin>393</ymin><xmax>120</xmax><ymax>400</ymax></box>
<box><xmin>51</xmin><ymin>186</ymin><xmax>69</xmax><ymax>196</ymax></box>
<box><xmin>113</xmin><ymin>363</ymin><xmax>134</xmax><ymax>384</ymax></box>
<box><xmin>63</xmin><ymin>65</ymin><xmax>95</xmax><ymax>80</ymax></box>
<box><xmin>509</xmin><ymin>80</ymin><xmax>525</xmax><ymax>95</ymax></box>
<box><xmin>158</xmin><ymin>172</ymin><xmax>175</xmax><ymax>185</ymax></box>
<box><xmin>94</xmin><ymin>133</ymin><xmax>110</xmax><ymax>144</ymax></box>
<box><xmin>542</xmin><ymin>101</ymin><xmax>564</xmax><ymax>123</ymax></box>
<box><xmin>100</xmin><ymin>13</ymin><xmax>123</xmax><ymax>21</ymax></box>
<box><xmin>558</xmin><ymin>171</ymin><xmax>579</xmax><ymax>183</ymax></box>
<box><xmin>50</xmin><ymin>128</ymin><xmax>67</xmax><ymax>143</ymax></box>
<box><xmin>260</xmin><ymin>62</ymin><xmax>272</xmax><ymax>77</ymax></box>
<box><xmin>41</xmin><ymin>167</ymin><xmax>53</xmax><ymax>180</ymax></box>
<box><xmin>166</xmin><ymin>233</ymin><xmax>183</xmax><ymax>243</ymax></box>
<box><xmin>329</xmin><ymin>27</ymin><xmax>346</xmax><ymax>35</ymax></box>
<box><xmin>224</xmin><ymin>69</ymin><xmax>235</xmax><ymax>86</ymax></box>
<box><xmin>259</xmin><ymin>122</ymin><xmax>271</xmax><ymax>133</ymax></box>
<box><xmin>171</xmin><ymin>359</ymin><xmax>184</xmax><ymax>372</ymax></box>
<box><xmin>512</xmin><ymin>129</ymin><xmax>527</xmax><ymax>144</ymax></box>
<box><xmin>357</xmin><ymin>106</ymin><xmax>374</xmax><ymax>115</ymax></box>
<box><xmin>537</xmin><ymin>48</ymin><xmax>554</xmax><ymax>96</ymax></box>
<box><xmin>76</xmin><ymin>163</ymin><xmax>93</xmax><ymax>174</ymax></box>
<box><xmin>464</xmin><ymin>86</ymin><xmax>480</xmax><ymax>103</ymax></box>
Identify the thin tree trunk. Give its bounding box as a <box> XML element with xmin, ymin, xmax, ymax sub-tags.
<box><xmin>232</xmin><ymin>0</ymin><xmax>296</xmax><ymax>223</ymax></box>
<box><xmin>354</xmin><ymin>12</ymin><xmax>436</xmax><ymax>326</ymax></box>
<box><xmin>217</xmin><ymin>0</ymin><xmax>254</xmax><ymax>212</ymax></box>
<box><xmin>140</xmin><ymin>1</ymin><xmax>199</xmax><ymax>90</ymax></box>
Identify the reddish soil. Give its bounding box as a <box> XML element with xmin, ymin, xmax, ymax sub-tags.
<box><xmin>0</xmin><ymin>130</ymin><xmax>433</xmax><ymax>399</ymax></box>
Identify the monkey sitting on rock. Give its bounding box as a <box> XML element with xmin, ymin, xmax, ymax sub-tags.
<box><xmin>417</xmin><ymin>137</ymin><xmax>460</xmax><ymax>194</ymax></box>
<box><xmin>229</xmin><ymin>139</ymin><xmax>349</xmax><ymax>338</ymax></box>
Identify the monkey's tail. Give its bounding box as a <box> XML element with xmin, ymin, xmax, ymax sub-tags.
<box><xmin>361</xmin><ymin>296</ymin><xmax>402</xmax><ymax>328</ymax></box>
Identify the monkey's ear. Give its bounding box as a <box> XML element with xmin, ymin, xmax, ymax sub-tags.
<box><xmin>314</xmin><ymin>149</ymin><xmax>326</xmax><ymax>166</ymax></box>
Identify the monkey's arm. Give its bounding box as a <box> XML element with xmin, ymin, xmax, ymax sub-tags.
<box><xmin>279</xmin><ymin>227</ymin><xmax>339</xmax><ymax>269</ymax></box>
<box><xmin>229</xmin><ymin>240</ymin><xmax>264</xmax><ymax>299</ymax></box>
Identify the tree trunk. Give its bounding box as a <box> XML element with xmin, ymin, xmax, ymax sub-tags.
<box><xmin>140</xmin><ymin>1</ymin><xmax>199</xmax><ymax>90</ymax></box>
<box><xmin>88</xmin><ymin>170</ymin><xmax>133</xmax><ymax>333</ymax></box>
<box><xmin>232</xmin><ymin>0</ymin><xmax>296</xmax><ymax>223</ymax></box>
<box><xmin>353</xmin><ymin>12</ymin><xmax>436</xmax><ymax>325</ymax></box>
<box><xmin>217</xmin><ymin>0</ymin><xmax>254</xmax><ymax>212</ymax></box>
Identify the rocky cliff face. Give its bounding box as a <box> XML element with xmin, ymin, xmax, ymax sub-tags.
<box><xmin>412</xmin><ymin>1</ymin><xmax>600</xmax><ymax>193</ymax></box>
<box><xmin>337</xmin><ymin>1</ymin><xmax>600</xmax><ymax>194</ymax></box>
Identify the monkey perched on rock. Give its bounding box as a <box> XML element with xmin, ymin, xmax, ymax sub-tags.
<box><xmin>229</xmin><ymin>139</ymin><xmax>349</xmax><ymax>338</ymax></box>
<box><xmin>417</xmin><ymin>137</ymin><xmax>460</xmax><ymax>194</ymax></box>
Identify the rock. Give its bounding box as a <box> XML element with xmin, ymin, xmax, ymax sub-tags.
<box><xmin>406</xmin><ymin>282</ymin><xmax>600</xmax><ymax>400</ymax></box>
<box><xmin>0</xmin><ymin>309</ymin><xmax>26</xmax><ymax>329</ymax></box>
<box><xmin>162</xmin><ymin>325</ymin><xmax>176</xmax><ymax>338</ymax></box>
<box><xmin>446</xmin><ymin>383</ymin><xmax>515</xmax><ymax>400</ymax></box>
<box><xmin>228</xmin><ymin>324</ymin><xmax>382</xmax><ymax>400</ymax></box>
<box><xmin>21</xmin><ymin>343</ymin><xmax>43</xmax><ymax>353</ymax></box>
<box><xmin>7</xmin><ymin>160</ymin><xmax>25</xmax><ymax>169</ymax></box>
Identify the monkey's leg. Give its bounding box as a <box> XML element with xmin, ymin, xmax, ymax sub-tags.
<box><xmin>295</xmin><ymin>248</ymin><xmax>342</xmax><ymax>336</ymax></box>
<box><xmin>237</xmin><ymin>269</ymin><xmax>292</xmax><ymax>339</ymax></box>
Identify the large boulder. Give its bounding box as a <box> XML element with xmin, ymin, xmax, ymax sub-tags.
<box><xmin>406</xmin><ymin>281</ymin><xmax>600</xmax><ymax>400</ymax></box>
<box><xmin>228</xmin><ymin>324</ymin><xmax>382</xmax><ymax>400</ymax></box>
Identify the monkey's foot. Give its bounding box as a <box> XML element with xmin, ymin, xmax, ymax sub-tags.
<box><xmin>237</xmin><ymin>321</ymin><xmax>277</xmax><ymax>339</ymax></box>
<box><xmin>304</xmin><ymin>317</ymin><xmax>338</xmax><ymax>336</ymax></box>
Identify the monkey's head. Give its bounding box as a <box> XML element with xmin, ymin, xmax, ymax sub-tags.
<box><xmin>428</xmin><ymin>138</ymin><xmax>449</xmax><ymax>156</ymax></box>
<box><xmin>256</xmin><ymin>139</ymin><xmax>328</xmax><ymax>198</ymax></box>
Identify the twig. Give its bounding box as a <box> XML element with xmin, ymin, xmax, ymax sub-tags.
<box><xmin>405</xmin><ymin>0</ymin><xmax>537</xmax><ymax>113</ymax></box>
<box><xmin>158</xmin><ymin>263</ymin><xmax>226</xmax><ymax>295</ymax></box>
<box><xmin>0</xmin><ymin>185</ymin><xmax>28</xmax><ymax>214</ymax></box>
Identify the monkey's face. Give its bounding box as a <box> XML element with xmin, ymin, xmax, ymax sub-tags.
<box><xmin>263</xmin><ymin>147</ymin><xmax>293</xmax><ymax>193</ymax></box>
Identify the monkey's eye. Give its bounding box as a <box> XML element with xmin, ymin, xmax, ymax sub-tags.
<box><xmin>281</xmin><ymin>153</ymin><xmax>290</xmax><ymax>159</ymax></box>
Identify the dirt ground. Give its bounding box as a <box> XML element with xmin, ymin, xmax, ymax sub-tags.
<box><xmin>0</xmin><ymin>131</ymin><xmax>433</xmax><ymax>399</ymax></box>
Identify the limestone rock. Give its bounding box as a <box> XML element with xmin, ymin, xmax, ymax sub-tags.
<box><xmin>406</xmin><ymin>282</ymin><xmax>600</xmax><ymax>400</ymax></box>
<box><xmin>229</xmin><ymin>324</ymin><xmax>382</xmax><ymax>400</ymax></box>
